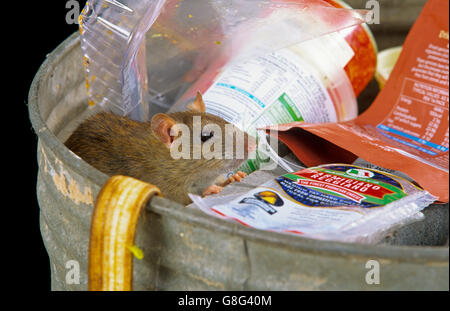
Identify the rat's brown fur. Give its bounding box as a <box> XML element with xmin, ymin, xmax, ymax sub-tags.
<box><xmin>65</xmin><ymin>111</ymin><xmax>251</xmax><ymax>205</ymax></box>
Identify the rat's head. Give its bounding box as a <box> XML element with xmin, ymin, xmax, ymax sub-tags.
<box><xmin>151</xmin><ymin>93</ymin><xmax>256</xmax><ymax>173</ymax></box>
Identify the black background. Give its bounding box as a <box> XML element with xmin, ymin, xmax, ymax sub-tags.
<box><xmin>20</xmin><ymin>1</ymin><xmax>81</xmax><ymax>292</ymax></box>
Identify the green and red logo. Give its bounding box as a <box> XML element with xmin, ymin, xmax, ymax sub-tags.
<box><xmin>287</xmin><ymin>165</ymin><xmax>408</xmax><ymax>206</ymax></box>
<box><xmin>345</xmin><ymin>168</ymin><xmax>374</xmax><ymax>179</ymax></box>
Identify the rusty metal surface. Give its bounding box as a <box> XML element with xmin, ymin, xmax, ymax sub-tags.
<box><xmin>29</xmin><ymin>0</ymin><xmax>448</xmax><ymax>291</ymax></box>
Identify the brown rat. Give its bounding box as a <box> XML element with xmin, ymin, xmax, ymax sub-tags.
<box><xmin>65</xmin><ymin>93</ymin><xmax>255</xmax><ymax>205</ymax></box>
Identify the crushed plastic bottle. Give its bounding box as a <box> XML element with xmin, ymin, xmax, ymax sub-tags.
<box><xmin>79</xmin><ymin>0</ymin><xmax>167</xmax><ymax>120</ymax></box>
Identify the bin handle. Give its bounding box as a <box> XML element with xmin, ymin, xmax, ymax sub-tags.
<box><xmin>88</xmin><ymin>175</ymin><xmax>161</xmax><ymax>291</ymax></box>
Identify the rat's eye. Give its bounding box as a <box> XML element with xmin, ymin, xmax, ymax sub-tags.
<box><xmin>201</xmin><ymin>131</ymin><xmax>214</xmax><ymax>142</ymax></box>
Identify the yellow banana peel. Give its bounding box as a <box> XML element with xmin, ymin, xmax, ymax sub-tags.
<box><xmin>88</xmin><ymin>175</ymin><xmax>161</xmax><ymax>291</ymax></box>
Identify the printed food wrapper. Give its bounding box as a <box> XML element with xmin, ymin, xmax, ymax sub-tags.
<box><xmin>190</xmin><ymin>163</ymin><xmax>436</xmax><ymax>244</ymax></box>
<box><xmin>266</xmin><ymin>0</ymin><xmax>449</xmax><ymax>202</ymax></box>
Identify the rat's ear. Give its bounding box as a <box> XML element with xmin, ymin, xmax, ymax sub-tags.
<box><xmin>188</xmin><ymin>92</ymin><xmax>206</xmax><ymax>113</ymax></box>
<box><xmin>151</xmin><ymin>113</ymin><xmax>177</xmax><ymax>148</ymax></box>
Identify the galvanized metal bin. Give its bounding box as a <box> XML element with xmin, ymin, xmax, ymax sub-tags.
<box><xmin>29</xmin><ymin>0</ymin><xmax>448</xmax><ymax>291</ymax></box>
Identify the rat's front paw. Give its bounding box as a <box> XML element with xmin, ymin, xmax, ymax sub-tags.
<box><xmin>202</xmin><ymin>184</ymin><xmax>224</xmax><ymax>197</ymax></box>
<box><xmin>224</xmin><ymin>171</ymin><xmax>247</xmax><ymax>186</ymax></box>
<box><xmin>202</xmin><ymin>172</ymin><xmax>247</xmax><ymax>198</ymax></box>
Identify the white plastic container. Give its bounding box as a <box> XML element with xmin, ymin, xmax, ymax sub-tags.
<box><xmin>199</xmin><ymin>31</ymin><xmax>358</xmax><ymax>135</ymax></box>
